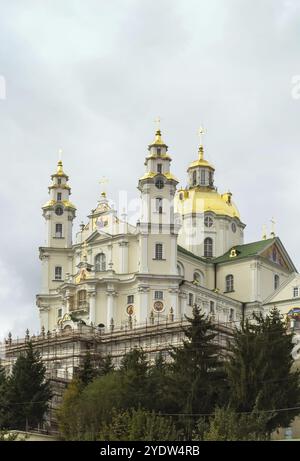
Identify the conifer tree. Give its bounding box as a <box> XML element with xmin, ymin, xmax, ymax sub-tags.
<box><xmin>168</xmin><ymin>305</ymin><xmax>226</xmax><ymax>437</ymax></box>
<box><xmin>119</xmin><ymin>348</ymin><xmax>150</xmax><ymax>410</ymax></box>
<box><xmin>0</xmin><ymin>363</ymin><xmax>9</xmax><ymax>428</ymax></box>
<box><xmin>226</xmin><ymin>307</ymin><xmax>300</xmax><ymax>434</ymax></box>
<box><xmin>7</xmin><ymin>342</ymin><xmax>52</xmax><ymax>430</ymax></box>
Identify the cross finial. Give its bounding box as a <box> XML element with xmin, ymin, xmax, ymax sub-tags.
<box><xmin>270</xmin><ymin>217</ymin><xmax>276</xmax><ymax>237</ymax></box>
<box><xmin>154</xmin><ymin>117</ymin><xmax>161</xmax><ymax>132</ymax></box>
<box><xmin>58</xmin><ymin>148</ymin><xmax>63</xmax><ymax>162</ymax></box>
<box><xmin>197</xmin><ymin>126</ymin><xmax>205</xmax><ymax>146</ymax></box>
<box><xmin>99</xmin><ymin>176</ymin><xmax>109</xmax><ymax>196</ymax></box>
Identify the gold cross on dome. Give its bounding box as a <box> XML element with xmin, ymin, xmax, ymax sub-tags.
<box><xmin>270</xmin><ymin>217</ymin><xmax>276</xmax><ymax>236</ymax></box>
<box><xmin>99</xmin><ymin>177</ymin><xmax>109</xmax><ymax>196</ymax></box>
<box><xmin>154</xmin><ymin>117</ymin><xmax>161</xmax><ymax>131</ymax></box>
<box><xmin>197</xmin><ymin>126</ymin><xmax>205</xmax><ymax>145</ymax></box>
<box><xmin>58</xmin><ymin>148</ymin><xmax>63</xmax><ymax>162</ymax></box>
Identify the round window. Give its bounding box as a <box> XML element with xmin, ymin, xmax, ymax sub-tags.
<box><xmin>204</xmin><ymin>216</ymin><xmax>213</xmax><ymax>228</ymax></box>
<box><xmin>231</xmin><ymin>222</ymin><xmax>237</xmax><ymax>233</ymax></box>
<box><xmin>153</xmin><ymin>301</ymin><xmax>164</xmax><ymax>313</ymax></box>
<box><xmin>155</xmin><ymin>179</ymin><xmax>164</xmax><ymax>190</ymax></box>
<box><xmin>55</xmin><ymin>206</ymin><xmax>64</xmax><ymax>216</ymax></box>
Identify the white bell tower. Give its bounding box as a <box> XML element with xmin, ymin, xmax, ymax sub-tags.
<box><xmin>42</xmin><ymin>157</ymin><xmax>76</xmax><ymax>248</ymax></box>
<box><xmin>137</xmin><ymin>127</ymin><xmax>179</xmax><ymax>276</ymax></box>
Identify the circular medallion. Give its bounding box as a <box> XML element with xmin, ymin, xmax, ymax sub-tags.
<box><xmin>153</xmin><ymin>301</ymin><xmax>164</xmax><ymax>313</ymax></box>
<box><xmin>204</xmin><ymin>216</ymin><xmax>213</xmax><ymax>228</ymax></box>
<box><xmin>155</xmin><ymin>179</ymin><xmax>164</xmax><ymax>190</ymax></box>
<box><xmin>55</xmin><ymin>206</ymin><xmax>64</xmax><ymax>216</ymax></box>
<box><xmin>126</xmin><ymin>305</ymin><xmax>134</xmax><ymax>316</ymax></box>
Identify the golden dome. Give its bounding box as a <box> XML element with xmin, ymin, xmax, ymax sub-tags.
<box><xmin>188</xmin><ymin>146</ymin><xmax>214</xmax><ymax>171</ymax></box>
<box><xmin>149</xmin><ymin>129</ymin><xmax>166</xmax><ymax>147</ymax></box>
<box><xmin>175</xmin><ymin>188</ymin><xmax>240</xmax><ymax>219</ymax></box>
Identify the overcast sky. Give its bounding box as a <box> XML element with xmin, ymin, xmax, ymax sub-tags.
<box><xmin>0</xmin><ymin>0</ymin><xmax>300</xmax><ymax>340</ymax></box>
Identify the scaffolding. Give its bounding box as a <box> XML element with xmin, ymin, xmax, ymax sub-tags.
<box><xmin>0</xmin><ymin>315</ymin><xmax>238</xmax><ymax>433</ymax></box>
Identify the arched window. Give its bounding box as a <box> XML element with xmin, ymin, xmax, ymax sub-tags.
<box><xmin>192</xmin><ymin>170</ymin><xmax>197</xmax><ymax>185</ymax></box>
<box><xmin>200</xmin><ymin>170</ymin><xmax>205</xmax><ymax>185</ymax></box>
<box><xmin>204</xmin><ymin>237</ymin><xmax>213</xmax><ymax>258</ymax></box>
<box><xmin>225</xmin><ymin>274</ymin><xmax>234</xmax><ymax>292</ymax></box>
<box><xmin>193</xmin><ymin>271</ymin><xmax>201</xmax><ymax>285</ymax></box>
<box><xmin>155</xmin><ymin>243</ymin><xmax>163</xmax><ymax>260</ymax></box>
<box><xmin>177</xmin><ymin>262</ymin><xmax>185</xmax><ymax>277</ymax></box>
<box><xmin>95</xmin><ymin>253</ymin><xmax>106</xmax><ymax>271</ymax></box>
<box><xmin>155</xmin><ymin>197</ymin><xmax>163</xmax><ymax>214</ymax></box>
<box><xmin>78</xmin><ymin>290</ymin><xmax>87</xmax><ymax>309</ymax></box>
<box><xmin>274</xmin><ymin>274</ymin><xmax>280</xmax><ymax>290</ymax></box>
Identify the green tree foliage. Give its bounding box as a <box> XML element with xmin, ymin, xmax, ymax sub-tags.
<box><xmin>195</xmin><ymin>407</ymin><xmax>270</xmax><ymax>441</ymax></box>
<box><xmin>59</xmin><ymin>371</ymin><xmax>124</xmax><ymax>440</ymax></box>
<box><xmin>169</xmin><ymin>306</ymin><xmax>227</xmax><ymax>436</ymax></box>
<box><xmin>119</xmin><ymin>348</ymin><xmax>151</xmax><ymax>410</ymax></box>
<box><xmin>6</xmin><ymin>342</ymin><xmax>52</xmax><ymax>430</ymax></box>
<box><xmin>0</xmin><ymin>363</ymin><xmax>9</xmax><ymax>428</ymax></box>
<box><xmin>226</xmin><ymin>308</ymin><xmax>300</xmax><ymax>433</ymax></box>
<box><xmin>57</xmin><ymin>379</ymin><xmax>82</xmax><ymax>440</ymax></box>
<box><xmin>98</xmin><ymin>408</ymin><xmax>179</xmax><ymax>441</ymax></box>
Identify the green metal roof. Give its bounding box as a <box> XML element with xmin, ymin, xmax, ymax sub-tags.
<box><xmin>212</xmin><ymin>238</ymin><xmax>275</xmax><ymax>264</ymax></box>
<box><xmin>177</xmin><ymin>245</ymin><xmax>208</xmax><ymax>263</ymax></box>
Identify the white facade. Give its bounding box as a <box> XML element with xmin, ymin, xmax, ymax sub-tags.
<box><xmin>36</xmin><ymin>130</ymin><xmax>298</xmax><ymax>333</ymax></box>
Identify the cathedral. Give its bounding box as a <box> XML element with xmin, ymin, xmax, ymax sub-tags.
<box><xmin>36</xmin><ymin>127</ymin><xmax>300</xmax><ymax>334</ymax></box>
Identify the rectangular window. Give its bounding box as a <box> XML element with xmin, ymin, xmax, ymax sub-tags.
<box><xmin>58</xmin><ymin>308</ymin><xmax>62</xmax><ymax>318</ymax></box>
<box><xmin>157</xmin><ymin>148</ymin><xmax>161</xmax><ymax>155</ymax></box>
<box><xmin>229</xmin><ymin>308</ymin><xmax>235</xmax><ymax>322</ymax></box>
<box><xmin>127</xmin><ymin>295</ymin><xmax>134</xmax><ymax>304</ymax></box>
<box><xmin>57</xmin><ymin>192</ymin><xmax>62</xmax><ymax>201</ymax></box>
<box><xmin>57</xmin><ymin>178</ymin><xmax>62</xmax><ymax>185</ymax></box>
<box><xmin>55</xmin><ymin>266</ymin><xmax>62</xmax><ymax>280</ymax></box>
<box><xmin>156</xmin><ymin>197</ymin><xmax>163</xmax><ymax>214</ymax></box>
<box><xmin>155</xmin><ymin>243</ymin><xmax>163</xmax><ymax>260</ymax></box>
<box><xmin>154</xmin><ymin>291</ymin><xmax>163</xmax><ymax>300</ymax></box>
<box><xmin>157</xmin><ymin>163</ymin><xmax>162</xmax><ymax>173</ymax></box>
<box><xmin>188</xmin><ymin>293</ymin><xmax>194</xmax><ymax>306</ymax></box>
<box><xmin>293</xmin><ymin>287</ymin><xmax>299</xmax><ymax>298</ymax></box>
<box><xmin>55</xmin><ymin>223</ymin><xmax>63</xmax><ymax>238</ymax></box>
<box><xmin>210</xmin><ymin>301</ymin><xmax>215</xmax><ymax>314</ymax></box>
<box><xmin>200</xmin><ymin>170</ymin><xmax>206</xmax><ymax>185</ymax></box>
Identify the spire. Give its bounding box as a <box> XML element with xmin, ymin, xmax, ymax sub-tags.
<box><xmin>262</xmin><ymin>225</ymin><xmax>267</xmax><ymax>240</ymax></box>
<box><xmin>270</xmin><ymin>217</ymin><xmax>276</xmax><ymax>238</ymax></box>
<box><xmin>148</xmin><ymin>117</ymin><xmax>167</xmax><ymax>147</ymax></box>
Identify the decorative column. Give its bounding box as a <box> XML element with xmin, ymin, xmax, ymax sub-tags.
<box><xmin>106</xmin><ymin>285</ymin><xmax>117</xmax><ymax>329</ymax></box>
<box><xmin>178</xmin><ymin>291</ymin><xmax>187</xmax><ymax>317</ymax></box>
<box><xmin>88</xmin><ymin>290</ymin><xmax>96</xmax><ymax>325</ymax></box>
<box><xmin>39</xmin><ymin>305</ymin><xmax>50</xmax><ymax>331</ymax></box>
<box><xmin>169</xmin><ymin>287</ymin><xmax>179</xmax><ymax>318</ymax></box>
<box><xmin>139</xmin><ymin>233</ymin><xmax>148</xmax><ymax>273</ymax></box>
<box><xmin>40</xmin><ymin>253</ymin><xmax>50</xmax><ymax>294</ymax></box>
<box><xmin>138</xmin><ymin>285</ymin><xmax>150</xmax><ymax>323</ymax></box>
<box><xmin>119</xmin><ymin>240</ymin><xmax>129</xmax><ymax>273</ymax></box>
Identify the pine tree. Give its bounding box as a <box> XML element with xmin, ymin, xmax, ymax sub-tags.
<box><xmin>0</xmin><ymin>363</ymin><xmax>9</xmax><ymax>428</ymax></box>
<box><xmin>226</xmin><ymin>307</ymin><xmax>300</xmax><ymax>434</ymax></box>
<box><xmin>7</xmin><ymin>342</ymin><xmax>52</xmax><ymax>430</ymax></box>
<box><xmin>119</xmin><ymin>348</ymin><xmax>150</xmax><ymax>410</ymax></box>
<box><xmin>76</xmin><ymin>351</ymin><xmax>97</xmax><ymax>387</ymax></box>
<box><xmin>168</xmin><ymin>305</ymin><xmax>226</xmax><ymax>437</ymax></box>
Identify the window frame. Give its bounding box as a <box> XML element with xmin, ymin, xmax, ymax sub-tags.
<box><xmin>55</xmin><ymin>223</ymin><xmax>63</xmax><ymax>238</ymax></box>
<box><xmin>225</xmin><ymin>274</ymin><xmax>234</xmax><ymax>292</ymax></box>
<box><xmin>54</xmin><ymin>266</ymin><xmax>62</xmax><ymax>280</ymax></box>
<box><xmin>204</xmin><ymin>237</ymin><xmax>213</xmax><ymax>258</ymax></box>
<box><xmin>154</xmin><ymin>243</ymin><xmax>163</xmax><ymax>260</ymax></box>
